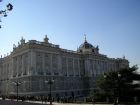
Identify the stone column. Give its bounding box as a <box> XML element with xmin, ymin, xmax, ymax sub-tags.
<box><xmin>26</xmin><ymin>53</ymin><xmax>29</xmax><ymax>75</ymax></box>
<box><xmin>0</xmin><ymin>64</ymin><xmax>1</xmax><ymax>80</ymax></box>
<box><xmin>11</xmin><ymin>56</ymin><xmax>14</xmax><ymax>78</ymax></box>
<box><xmin>28</xmin><ymin>52</ymin><xmax>31</xmax><ymax>75</ymax></box>
<box><xmin>73</xmin><ymin>58</ymin><xmax>75</xmax><ymax>77</ymax></box>
<box><xmin>85</xmin><ymin>59</ymin><xmax>90</xmax><ymax>76</ymax></box>
<box><xmin>58</xmin><ymin>55</ymin><xmax>62</xmax><ymax>75</ymax></box>
<box><xmin>66</xmin><ymin>57</ymin><xmax>68</xmax><ymax>76</ymax></box>
<box><xmin>30</xmin><ymin>50</ymin><xmax>36</xmax><ymax>75</ymax></box>
<box><xmin>21</xmin><ymin>55</ymin><xmax>24</xmax><ymax>76</ymax></box>
<box><xmin>73</xmin><ymin>59</ymin><xmax>75</xmax><ymax>77</ymax></box>
<box><xmin>92</xmin><ymin>60</ymin><xmax>94</xmax><ymax>76</ymax></box>
<box><xmin>42</xmin><ymin>53</ymin><xmax>45</xmax><ymax>75</ymax></box>
<box><xmin>78</xmin><ymin>59</ymin><xmax>80</xmax><ymax>76</ymax></box>
<box><xmin>50</xmin><ymin>54</ymin><xmax>53</xmax><ymax>76</ymax></box>
<box><xmin>17</xmin><ymin>56</ymin><xmax>19</xmax><ymax>77</ymax></box>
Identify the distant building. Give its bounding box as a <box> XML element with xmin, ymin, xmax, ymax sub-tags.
<box><xmin>0</xmin><ymin>36</ymin><xmax>129</xmax><ymax>98</ymax></box>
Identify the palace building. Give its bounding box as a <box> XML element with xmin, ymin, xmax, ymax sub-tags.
<box><xmin>0</xmin><ymin>35</ymin><xmax>129</xmax><ymax>98</ymax></box>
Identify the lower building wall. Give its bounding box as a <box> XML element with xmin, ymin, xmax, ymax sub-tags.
<box><xmin>0</xmin><ymin>76</ymin><xmax>96</xmax><ymax>98</ymax></box>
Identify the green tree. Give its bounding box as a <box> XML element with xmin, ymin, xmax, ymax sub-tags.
<box><xmin>96</xmin><ymin>65</ymin><xmax>140</xmax><ymax>102</ymax></box>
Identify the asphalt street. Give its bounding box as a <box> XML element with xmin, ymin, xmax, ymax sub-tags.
<box><xmin>0</xmin><ymin>100</ymin><xmax>47</xmax><ymax>105</ymax></box>
<box><xmin>0</xmin><ymin>100</ymin><xmax>114</xmax><ymax>105</ymax></box>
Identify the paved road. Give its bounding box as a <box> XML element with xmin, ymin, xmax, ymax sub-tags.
<box><xmin>0</xmin><ymin>100</ymin><xmax>48</xmax><ymax>105</ymax></box>
<box><xmin>54</xmin><ymin>103</ymin><xmax>113</xmax><ymax>105</ymax></box>
<box><xmin>1</xmin><ymin>99</ymin><xmax>139</xmax><ymax>105</ymax></box>
<box><xmin>0</xmin><ymin>100</ymin><xmax>115</xmax><ymax>105</ymax></box>
<box><xmin>0</xmin><ymin>100</ymin><xmax>114</xmax><ymax>105</ymax></box>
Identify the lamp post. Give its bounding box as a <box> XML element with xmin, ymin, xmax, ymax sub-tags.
<box><xmin>116</xmin><ymin>73</ymin><xmax>121</xmax><ymax>105</ymax></box>
<box><xmin>45</xmin><ymin>79</ymin><xmax>54</xmax><ymax>105</ymax></box>
<box><xmin>12</xmin><ymin>81</ymin><xmax>22</xmax><ymax>101</ymax></box>
<box><xmin>103</xmin><ymin>74</ymin><xmax>109</xmax><ymax>103</ymax></box>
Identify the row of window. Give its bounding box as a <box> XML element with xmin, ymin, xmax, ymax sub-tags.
<box><xmin>0</xmin><ymin>52</ymin><xmax>119</xmax><ymax>80</ymax></box>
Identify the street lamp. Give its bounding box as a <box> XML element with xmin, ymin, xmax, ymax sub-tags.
<box><xmin>104</xmin><ymin>73</ymin><xmax>107</xmax><ymax>78</ymax></box>
<box><xmin>12</xmin><ymin>81</ymin><xmax>22</xmax><ymax>101</ymax></box>
<box><xmin>45</xmin><ymin>79</ymin><xmax>54</xmax><ymax>105</ymax></box>
<box><xmin>103</xmin><ymin>73</ymin><xmax>109</xmax><ymax>103</ymax></box>
<box><xmin>116</xmin><ymin>73</ymin><xmax>121</xmax><ymax>105</ymax></box>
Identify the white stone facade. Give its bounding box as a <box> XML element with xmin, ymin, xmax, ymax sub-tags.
<box><xmin>0</xmin><ymin>36</ymin><xmax>129</xmax><ymax>98</ymax></box>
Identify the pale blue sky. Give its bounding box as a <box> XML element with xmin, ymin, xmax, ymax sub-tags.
<box><xmin>0</xmin><ymin>0</ymin><xmax>140</xmax><ymax>70</ymax></box>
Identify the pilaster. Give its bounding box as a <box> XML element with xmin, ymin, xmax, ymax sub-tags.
<box><xmin>66</xmin><ymin>57</ymin><xmax>68</xmax><ymax>76</ymax></box>
<box><xmin>30</xmin><ymin>50</ymin><xmax>36</xmax><ymax>75</ymax></box>
<box><xmin>50</xmin><ymin>54</ymin><xmax>53</xmax><ymax>76</ymax></box>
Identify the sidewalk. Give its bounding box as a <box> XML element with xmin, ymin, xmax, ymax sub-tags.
<box><xmin>25</xmin><ymin>101</ymin><xmax>113</xmax><ymax>105</ymax></box>
<box><xmin>53</xmin><ymin>103</ymin><xmax>113</xmax><ymax>105</ymax></box>
<box><xmin>0</xmin><ymin>98</ymin><xmax>114</xmax><ymax>105</ymax></box>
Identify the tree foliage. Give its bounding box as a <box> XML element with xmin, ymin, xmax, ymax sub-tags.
<box><xmin>96</xmin><ymin>65</ymin><xmax>140</xmax><ymax>102</ymax></box>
